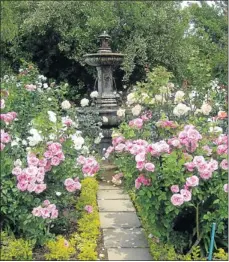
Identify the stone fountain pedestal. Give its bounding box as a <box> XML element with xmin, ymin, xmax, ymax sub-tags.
<box><xmin>83</xmin><ymin>32</ymin><xmax>125</xmax><ymax>155</ymax></box>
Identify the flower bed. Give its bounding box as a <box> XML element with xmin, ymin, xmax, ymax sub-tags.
<box><xmin>0</xmin><ymin>62</ymin><xmax>102</xmax><ymax>260</ymax></box>
<box><xmin>106</xmin><ymin>67</ymin><xmax>228</xmax><ymax>258</ymax></box>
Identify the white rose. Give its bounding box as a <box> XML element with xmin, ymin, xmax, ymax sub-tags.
<box><xmin>48</xmin><ymin>111</ymin><xmax>57</xmax><ymax>123</ymax></box>
<box><xmin>174</xmin><ymin>91</ymin><xmax>185</xmax><ymax>103</ymax></box>
<box><xmin>14</xmin><ymin>159</ymin><xmax>22</xmax><ymax>167</ymax></box>
<box><xmin>61</xmin><ymin>100</ymin><xmax>71</xmax><ymax>110</ymax></box>
<box><xmin>194</xmin><ymin>109</ymin><xmax>202</xmax><ymax>115</ymax></box>
<box><xmin>131</xmin><ymin>104</ymin><xmax>142</xmax><ymax>116</ymax></box>
<box><xmin>94</xmin><ymin>137</ymin><xmax>101</xmax><ymax>144</ymax></box>
<box><xmin>80</xmin><ymin>98</ymin><xmax>89</xmax><ymax>107</ymax></box>
<box><xmin>155</xmin><ymin>94</ymin><xmax>166</xmax><ymax>103</ymax></box>
<box><xmin>173</xmin><ymin>103</ymin><xmax>191</xmax><ymax>117</ymax></box>
<box><xmin>71</xmin><ymin>135</ymin><xmax>84</xmax><ymax>150</ymax></box>
<box><xmin>167</xmin><ymin>82</ymin><xmax>175</xmax><ymax>89</ymax></box>
<box><xmin>117</xmin><ymin>108</ymin><xmax>126</xmax><ymax>117</ymax></box>
<box><xmin>201</xmin><ymin>103</ymin><xmax>212</xmax><ymax>115</ymax></box>
<box><xmin>209</xmin><ymin>126</ymin><xmax>223</xmax><ymax>133</ymax></box>
<box><xmin>127</xmin><ymin>92</ymin><xmax>137</xmax><ymax>105</ymax></box>
<box><xmin>102</xmin><ymin>116</ymin><xmax>108</xmax><ymax>123</ymax></box>
<box><xmin>47</xmin><ymin>98</ymin><xmax>52</xmax><ymax>101</ymax></box>
<box><xmin>11</xmin><ymin>140</ymin><xmax>19</xmax><ymax>147</ymax></box>
<box><xmin>90</xmin><ymin>91</ymin><xmax>99</xmax><ymax>98</ymax></box>
<box><xmin>22</xmin><ymin>139</ymin><xmax>28</xmax><ymax>146</ymax></box>
<box><xmin>81</xmin><ymin>145</ymin><xmax>89</xmax><ymax>154</ymax></box>
<box><xmin>43</xmin><ymin>83</ymin><xmax>48</xmax><ymax>89</ymax></box>
<box><xmin>56</xmin><ymin>192</ymin><xmax>62</xmax><ymax>196</ymax></box>
<box><xmin>28</xmin><ymin>134</ymin><xmax>43</xmax><ymax>146</ymax></box>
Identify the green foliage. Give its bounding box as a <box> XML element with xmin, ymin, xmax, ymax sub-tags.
<box><xmin>74</xmin><ymin>178</ymin><xmax>99</xmax><ymax>260</ymax></box>
<box><xmin>213</xmin><ymin>248</ymin><xmax>228</xmax><ymax>261</ymax></box>
<box><xmin>0</xmin><ymin>232</ymin><xmax>34</xmax><ymax>260</ymax></box>
<box><xmin>44</xmin><ymin>235</ymin><xmax>76</xmax><ymax>261</ymax></box>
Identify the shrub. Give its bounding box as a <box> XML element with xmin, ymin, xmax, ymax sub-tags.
<box><xmin>74</xmin><ymin>177</ymin><xmax>100</xmax><ymax>260</ymax></box>
<box><xmin>0</xmin><ymin>232</ymin><xmax>33</xmax><ymax>260</ymax></box>
<box><xmin>44</xmin><ymin>235</ymin><xmax>76</xmax><ymax>260</ymax></box>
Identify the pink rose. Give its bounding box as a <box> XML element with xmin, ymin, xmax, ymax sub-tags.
<box><xmin>51</xmin><ymin>156</ymin><xmax>61</xmax><ymax>166</ymax></box>
<box><xmin>135</xmin><ymin>179</ymin><xmax>142</xmax><ymax>189</ymax></box>
<box><xmin>40</xmin><ymin>208</ymin><xmax>50</xmax><ymax>219</ymax></box>
<box><xmin>1</xmin><ymin>130</ymin><xmax>11</xmax><ymax>143</ymax></box>
<box><xmin>136</xmin><ymin>161</ymin><xmax>145</xmax><ymax>171</ymax></box>
<box><xmin>193</xmin><ymin>156</ymin><xmax>205</xmax><ymax>166</ymax></box>
<box><xmin>134</xmin><ymin>118</ymin><xmax>144</xmax><ymax>129</ymax></box>
<box><xmin>38</xmin><ymin>158</ymin><xmax>47</xmax><ymax>167</ymax></box>
<box><xmin>64</xmin><ymin>239</ymin><xmax>69</xmax><ymax>247</ymax></box>
<box><xmin>180</xmin><ymin>189</ymin><xmax>192</xmax><ymax>202</ymax></box>
<box><xmin>48</xmin><ymin>142</ymin><xmax>62</xmax><ymax>154</ymax></box>
<box><xmin>0</xmin><ymin>143</ymin><xmax>5</xmax><ymax>151</ymax></box>
<box><xmin>47</xmin><ymin>204</ymin><xmax>56</xmax><ymax>212</ymax></box>
<box><xmin>223</xmin><ymin>184</ymin><xmax>228</xmax><ymax>193</ymax></box>
<box><xmin>112</xmin><ymin>136</ymin><xmax>125</xmax><ymax>146</ymax></box>
<box><xmin>184</xmin><ymin>162</ymin><xmax>195</xmax><ymax>172</ymax></box>
<box><xmin>209</xmin><ymin>159</ymin><xmax>218</xmax><ymax>171</ymax></box>
<box><xmin>25</xmin><ymin>166</ymin><xmax>38</xmax><ymax>177</ymax></box>
<box><xmin>34</xmin><ymin>183</ymin><xmax>47</xmax><ymax>194</ymax></box>
<box><xmin>44</xmin><ymin>150</ymin><xmax>53</xmax><ymax>159</ymax></box>
<box><xmin>84</xmin><ymin>205</ymin><xmax>93</xmax><ymax>213</ymax></box>
<box><xmin>220</xmin><ymin>159</ymin><xmax>228</xmax><ymax>170</ymax></box>
<box><xmin>199</xmin><ymin>171</ymin><xmax>213</xmax><ymax>180</ymax></box>
<box><xmin>27</xmin><ymin>183</ymin><xmax>36</xmax><ymax>192</ymax></box>
<box><xmin>217</xmin><ymin>144</ymin><xmax>228</xmax><ymax>155</ymax></box>
<box><xmin>115</xmin><ymin>143</ymin><xmax>126</xmax><ymax>152</ymax></box>
<box><xmin>17</xmin><ymin>173</ymin><xmax>28</xmax><ymax>183</ymax></box>
<box><xmin>186</xmin><ymin>176</ymin><xmax>199</xmax><ymax>187</ymax></box>
<box><xmin>50</xmin><ymin>209</ymin><xmax>59</xmax><ymax>219</ymax></box>
<box><xmin>44</xmin><ymin>161</ymin><xmax>52</xmax><ymax>172</ymax></box>
<box><xmin>77</xmin><ymin>156</ymin><xmax>86</xmax><ymax>166</ymax></box>
<box><xmin>64</xmin><ymin>178</ymin><xmax>75</xmax><ymax>186</ymax></box>
<box><xmin>27</xmin><ymin>156</ymin><xmax>39</xmax><ymax>166</ymax></box>
<box><xmin>135</xmin><ymin>153</ymin><xmax>146</xmax><ymax>162</ymax></box>
<box><xmin>170</xmin><ymin>185</ymin><xmax>179</xmax><ymax>193</ymax></box>
<box><xmin>38</xmin><ymin>167</ymin><xmax>45</xmax><ymax>176</ymax></box>
<box><xmin>25</xmin><ymin>84</ymin><xmax>37</xmax><ymax>91</ymax></box>
<box><xmin>17</xmin><ymin>181</ymin><xmax>28</xmax><ymax>191</ymax></box>
<box><xmin>202</xmin><ymin>145</ymin><xmax>212</xmax><ymax>156</ymax></box>
<box><xmin>32</xmin><ymin>206</ymin><xmax>42</xmax><ymax>217</ymax></box>
<box><xmin>171</xmin><ymin>194</ymin><xmax>184</xmax><ymax>206</ymax></box>
<box><xmin>43</xmin><ymin>200</ymin><xmax>50</xmax><ymax>207</ymax></box>
<box><xmin>145</xmin><ymin>162</ymin><xmax>155</xmax><ymax>172</ymax></box>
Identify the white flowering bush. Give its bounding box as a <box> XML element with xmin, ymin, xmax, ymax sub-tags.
<box><xmin>1</xmin><ymin>63</ymin><xmax>101</xmax><ymax>245</ymax></box>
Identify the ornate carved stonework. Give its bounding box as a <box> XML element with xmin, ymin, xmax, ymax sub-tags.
<box><xmin>83</xmin><ymin>32</ymin><xmax>125</xmax><ymax>154</ymax></box>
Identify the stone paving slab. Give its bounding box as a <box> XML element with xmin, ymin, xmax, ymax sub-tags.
<box><xmin>99</xmin><ymin>212</ymin><xmax>141</xmax><ymax>228</ymax></box>
<box><xmin>98</xmin><ymin>200</ymin><xmax>135</xmax><ymax>212</ymax></box>
<box><xmin>107</xmin><ymin>248</ymin><xmax>152</xmax><ymax>261</ymax></box>
<box><xmin>103</xmin><ymin>228</ymin><xmax>149</xmax><ymax>248</ymax></box>
<box><xmin>97</xmin><ymin>190</ymin><xmax>130</xmax><ymax>200</ymax></box>
<box><xmin>99</xmin><ymin>183</ymin><xmax>121</xmax><ymax>190</ymax></box>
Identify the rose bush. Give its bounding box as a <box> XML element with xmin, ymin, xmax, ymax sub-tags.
<box><xmin>106</xmin><ymin>67</ymin><xmax>228</xmax><ymax>255</ymax></box>
<box><xmin>1</xmin><ymin>63</ymin><xmax>101</xmax><ymax>245</ymax></box>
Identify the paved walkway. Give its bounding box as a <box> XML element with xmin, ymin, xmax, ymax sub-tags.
<box><xmin>97</xmin><ymin>182</ymin><xmax>152</xmax><ymax>260</ymax></box>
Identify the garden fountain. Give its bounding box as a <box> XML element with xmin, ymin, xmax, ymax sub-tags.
<box><xmin>83</xmin><ymin>31</ymin><xmax>125</xmax><ymax>154</ymax></box>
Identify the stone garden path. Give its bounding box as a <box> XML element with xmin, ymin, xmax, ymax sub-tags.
<box><xmin>97</xmin><ymin>178</ymin><xmax>152</xmax><ymax>260</ymax></box>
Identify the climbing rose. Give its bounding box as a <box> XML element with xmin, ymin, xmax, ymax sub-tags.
<box><xmin>171</xmin><ymin>194</ymin><xmax>184</xmax><ymax>206</ymax></box>
<box><xmin>80</xmin><ymin>98</ymin><xmax>89</xmax><ymax>107</ymax></box>
<box><xmin>90</xmin><ymin>91</ymin><xmax>98</xmax><ymax>98</ymax></box>
<box><xmin>131</xmin><ymin>104</ymin><xmax>142</xmax><ymax>116</ymax></box>
<box><xmin>218</xmin><ymin>111</ymin><xmax>227</xmax><ymax>119</ymax></box>
<box><xmin>201</xmin><ymin>103</ymin><xmax>212</xmax><ymax>115</ymax></box>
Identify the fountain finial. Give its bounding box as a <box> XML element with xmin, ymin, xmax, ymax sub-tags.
<box><xmin>98</xmin><ymin>31</ymin><xmax>111</xmax><ymax>53</ymax></box>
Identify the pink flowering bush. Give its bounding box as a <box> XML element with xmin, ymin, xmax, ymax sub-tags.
<box><xmin>106</xmin><ymin>67</ymin><xmax>228</xmax><ymax>255</ymax></box>
<box><xmin>1</xmin><ymin>63</ymin><xmax>100</xmax><ymax>245</ymax></box>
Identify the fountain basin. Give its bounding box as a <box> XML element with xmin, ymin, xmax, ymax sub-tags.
<box><xmin>83</xmin><ymin>53</ymin><xmax>124</xmax><ymax>67</ymax></box>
